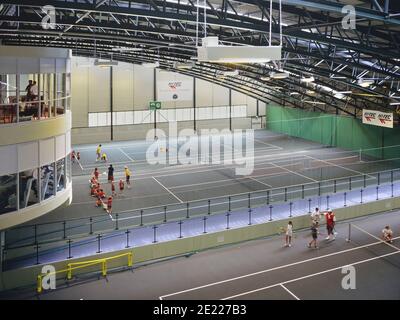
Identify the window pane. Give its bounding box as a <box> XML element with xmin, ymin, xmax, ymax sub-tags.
<box><xmin>0</xmin><ymin>174</ymin><xmax>17</xmax><ymax>214</ymax></box>
<box><xmin>56</xmin><ymin>158</ymin><xmax>66</xmax><ymax>192</ymax></box>
<box><xmin>41</xmin><ymin>163</ymin><xmax>55</xmax><ymax>200</ymax></box>
<box><xmin>19</xmin><ymin>168</ymin><xmax>39</xmax><ymax>209</ymax></box>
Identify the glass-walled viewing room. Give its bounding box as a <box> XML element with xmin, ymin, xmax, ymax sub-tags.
<box><xmin>0</xmin><ymin>46</ymin><xmax>71</xmax><ymax>125</ymax></box>
<box><xmin>0</xmin><ymin>72</ymin><xmax>70</xmax><ymax>124</ymax></box>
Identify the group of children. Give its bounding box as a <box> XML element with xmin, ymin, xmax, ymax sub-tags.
<box><xmin>283</xmin><ymin>207</ymin><xmax>395</xmax><ymax>248</ymax></box>
<box><xmin>283</xmin><ymin>208</ymin><xmax>336</xmax><ymax>249</ymax></box>
<box><xmin>89</xmin><ymin>163</ymin><xmax>132</xmax><ymax>214</ymax></box>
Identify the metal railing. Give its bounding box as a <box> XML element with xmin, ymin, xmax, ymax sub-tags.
<box><xmin>4</xmin><ymin>168</ymin><xmax>400</xmax><ymax>251</ymax></box>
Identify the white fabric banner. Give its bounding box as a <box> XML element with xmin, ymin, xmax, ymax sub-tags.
<box><xmin>157</xmin><ymin>80</ymin><xmax>193</xmax><ymax>101</ymax></box>
<box><xmin>362</xmin><ymin>109</ymin><xmax>393</xmax><ymax>128</ymax></box>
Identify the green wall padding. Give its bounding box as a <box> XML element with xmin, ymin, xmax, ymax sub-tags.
<box><xmin>266</xmin><ymin>104</ymin><xmax>400</xmax><ymax>163</ymax></box>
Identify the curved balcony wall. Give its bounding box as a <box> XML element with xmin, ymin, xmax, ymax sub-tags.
<box><xmin>0</xmin><ymin>46</ymin><xmax>72</xmax><ymax>230</ymax></box>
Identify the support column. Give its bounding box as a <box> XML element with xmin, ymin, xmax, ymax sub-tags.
<box><xmin>110</xmin><ymin>66</ymin><xmax>114</xmax><ymax>141</ymax></box>
<box><xmin>153</xmin><ymin>69</ymin><xmax>157</xmax><ymax>138</ymax></box>
<box><xmin>229</xmin><ymin>89</ymin><xmax>232</xmax><ymax>131</ymax></box>
<box><xmin>193</xmin><ymin>77</ymin><xmax>196</xmax><ymax>132</ymax></box>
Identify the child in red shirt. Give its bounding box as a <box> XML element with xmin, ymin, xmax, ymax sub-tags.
<box><xmin>107</xmin><ymin>196</ymin><xmax>113</xmax><ymax>213</ymax></box>
<box><xmin>119</xmin><ymin>179</ymin><xmax>124</xmax><ymax>194</ymax></box>
<box><xmin>111</xmin><ymin>181</ymin><xmax>116</xmax><ymax>197</ymax></box>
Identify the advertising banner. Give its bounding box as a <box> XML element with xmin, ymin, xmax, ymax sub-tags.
<box><xmin>362</xmin><ymin>109</ymin><xmax>393</xmax><ymax>128</ymax></box>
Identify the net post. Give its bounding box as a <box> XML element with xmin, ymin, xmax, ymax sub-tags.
<box><xmin>346</xmin><ymin>224</ymin><xmax>351</xmax><ymax>242</ymax></box>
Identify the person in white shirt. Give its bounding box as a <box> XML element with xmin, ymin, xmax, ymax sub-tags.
<box><xmin>382</xmin><ymin>226</ymin><xmax>393</xmax><ymax>243</ymax></box>
<box><xmin>311</xmin><ymin>207</ymin><xmax>321</xmax><ymax>226</ymax></box>
<box><xmin>285</xmin><ymin>221</ymin><xmax>293</xmax><ymax>247</ymax></box>
<box><xmin>30</xmin><ymin>81</ymin><xmax>38</xmax><ymax>100</ymax></box>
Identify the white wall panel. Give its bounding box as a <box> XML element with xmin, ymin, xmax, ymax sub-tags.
<box><xmin>196</xmin><ymin>79</ymin><xmax>213</xmax><ymax>107</ymax></box>
<box><xmin>212</xmin><ymin>84</ymin><xmax>229</xmax><ymax>106</ymax></box>
<box><xmin>0</xmin><ymin>145</ymin><xmax>18</xmax><ymax>175</ymax></box>
<box><xmin>55</xmin><ymin>134</ymin><xmax>66</xmax><ymax>160</ymax></box>
<box><xmin>40</xmin><ymin>138</ymin><xmax>55</xmax><ymax>166</ymax></box>
<box><xmin>134</xmin><ymin>65</ymin><xmax>154</xmax><ymax>108</ymax></box>
<box><xmin>113</xmin><ymin>63</ymin><xmax>134</xmax><ymax>111</ymax></box>
<box><xmin>18</xmin><ymin>142</ymin><xmax>39</xmax><ymax>171</ymax></box>
<box><xmin>88</xmin><ymin>66</ymin><xmax>110</xmax><ymax>112</ymax></box>
<box><xmin>232</xmin><ymin>90</ymin><xmax>247</xmax><ymax>105</ymax></box>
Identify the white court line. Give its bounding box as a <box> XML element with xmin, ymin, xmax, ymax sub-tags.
<box><xmin>270</xmin><ymin>162</ymin><xmax>318</xmax><ymax>183</ymax></box>
<box><xmin>305</xmin><ymin>155</ymin><xmax>375</xmax><ymax>179</ymax></box>
<box><xmin>280</xmin><ymin>284</ymin><xmax>300</xmax><ymax>300</ymax></box>
<box><xmin>255</xmin><ymin>139</ymin><xmax>283</xmax><ymax>150</ymax></box>
<box><xmin>248</xmin><ymin>176</ymin><xmax>272</xmax><ymax>188</ymax></box>
<box><xmin>159</xmin><ymin>235</ymin><xmax>400</xmax><ymax>299</ymax></box>
<box><xmin>119</xmin><ymin>148</ymin><xmax>135</xmax><ymax>162</ymax></box>
<box><xmin>152</xmin><ymin>176</ymin><xmax>184</xmax><ymax>203</ymax></box>
<box><xmin>75</xmin><ymin>158</ymin><xmax>84</xmax><ymax>171</ymax></box>
<box><xmin>222</xmin><ymin>250</ymin><xmax>400</xmax><ymax>300</ymax></box>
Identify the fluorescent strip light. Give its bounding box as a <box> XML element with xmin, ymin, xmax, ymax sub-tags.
<box><xmin>357</xmin><ymin>79</ymin><xmax>374</xmax><ymax>87</ymax></box>
<box><xmin>142</xmin><ymin>62</ymin><xmax>160</xmax><ymax>68</ymax></box>
<box><xmin>222</xmin><ymin>70</ymin><xmax>239</xmax><ymax>77</ymax></box>
<box><xmin>94</xmin><ymin>59</ymin><xmax>118</xmax><ymax>67</ymax></box>
<box><xmin>112</xmin><ymin>47</ymin><xmax>142</xmax><ymax>52</ymax></box>
<box><xmin>173</xmin><ymin>62</ymin><xmax>194</xmax><ymax>69</ymax></box>
<box><xmin>270</xmin><ymin>71</ymin><xmax>290</xmax><ymax>79</ymax></box>
<box><xmin>389</xmin><ymin>102</ymin><xmax>400</xmax><ymax>105</ymax></box>
<box><xmin>300</xmin><ymin>76</ymin><xmax>315</xmax><ymax>83</ymax></box>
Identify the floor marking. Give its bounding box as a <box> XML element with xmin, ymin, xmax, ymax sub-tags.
<box><xmin>221</xmin><ymin>250</ymin><xmax>400</xmax><ymax>300</ymax></box>
<box><xmin>270</xmin><ymin>162</ymin><xmax>318</xmax><ymax>183</ymax></box>
<box><xmin>305</xmin><ymin>155</ymin><xmax>375</xmax><ymax>179</ymax></box>
<box><xmin>152</xmin><ymin>176</ymin><xmax>184</xmax><ymax>203</ymax></box>
<box><xmin>255</xmin><ymin>139</ymin><xmax>283</xmax><ymax>150</ymax></box>
<box><xmin>119</xmin><ymin>148</ymin><xmax>135</xmax><ymax>162</ymax></box>
<box><xmin>280</xmin><ymin>284</ymin><xmax>300</xmax><ymax>300</ymax></box>
<box><xmin>75</xmin><ymin>158</ymin><xmax>84</xmax><ymax>171</ymax></box>
<box><xmin>159</xmin><ymin>235</ymin><xmax>400</xmax><ymax>299</ymax></box>
<box><xmin>248</xmin><ymin>176</ymin><xmax>273</xmax><ymax>188</ymax></box>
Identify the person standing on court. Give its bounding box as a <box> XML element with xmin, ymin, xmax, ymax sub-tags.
<box><xmin>96</xmin><ymin>144</ymin><xmax>102</xmax><ymax>162</ymax></box>
<box><xmin>311</xmin><ymin>207</ymin><xmax>321</xmax><ymax>226</ymax></box>
<box><xmin>285</xmin><ymin>221</ymin><xmax>293</xmax><ymax>247</ymax></box>
<box><xmin>308</xmin><ymin>222</ymin><xmax>319</xmax><ymax>249</ymax></box>
<box><xmin>324</xmin><ymin>209</ymin><xmax>336</xmax><ymax>240</ymax></box>
<box><xmin>124</xmin><ymin>165</ymin><xmax>131</xmax><ymax>189</ymax></box>
<box><xmin>108</xmin><ymin>164</ymin><xmax>114</xmax><ymax>183</ymax></box>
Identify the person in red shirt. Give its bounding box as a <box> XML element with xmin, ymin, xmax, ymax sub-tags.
<box><xmin>95</xmin><ymin>196</ymin><xmax>103</xmax><ymax>207</ymax></box>
<box><xmin>119</xmin><ymin>179</ymin><xmax>124</xmax><ymax>195</ymax></box>
<box><xmin>93</xmin><ymin>168</ymin><xmax>99</xmax><ymax>180</ymax></box>
<box><xmin>98</xmin><ymin>189</ymin><xmax>105</xmax><ymax>199</ymax></box>
<box><xmin>324</xmin><ymin>209</ymin><xmax>336</xmax><ymax>240</ymax></box>
<box><xmin>107</xmin><ymin>196</ymin><xmax>113</xmax><ymax>213</ymax></box>
<box><xmin>111</xmin><ymin>181</ymin><xmax>116</xmax><ymax>197</ymax></box>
